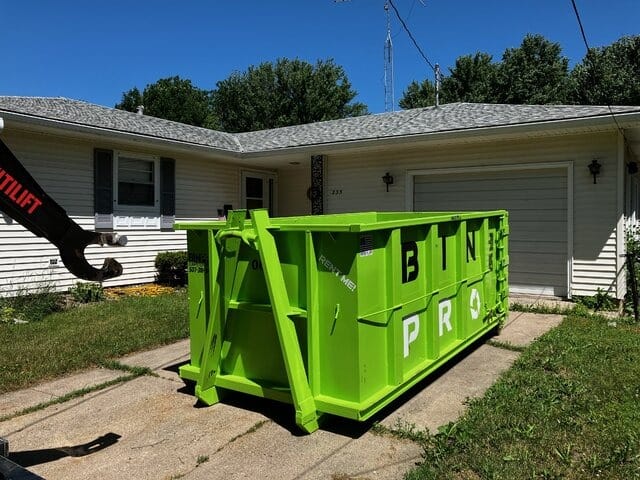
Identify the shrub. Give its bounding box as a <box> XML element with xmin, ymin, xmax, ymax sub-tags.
<box><xmin>68</xmin><ymin>282</ymin><xmax>105</xmax><ymax>303</ymax></box>
<box><xmin>155</xmin><ymin>251</ymin><xmax>188</xmax><ymax>286</ymax></box>
<box><xmin>575</xmin><ymin>288</ymin><xmax>618</xmax><ymax>312</ymax></box>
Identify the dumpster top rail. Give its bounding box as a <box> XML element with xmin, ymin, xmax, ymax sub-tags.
<box><xmin>176</xmin><ymin>210</ymin><xmax>508</xmax><ymax>233</ymax></box>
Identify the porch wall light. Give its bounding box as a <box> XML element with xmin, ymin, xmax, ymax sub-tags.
<box><xmin>588</xmin><ymin>159</ymin><xmax>602</xmax><ymax>184</ymax></box>
<box><xmin>382</xmin><ymin>172</ymin><xmax>394</xmax><ymax>192</ymax></box>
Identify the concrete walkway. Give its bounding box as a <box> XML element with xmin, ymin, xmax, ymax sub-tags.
<box><xmin>1</xmin><ymin>311</ymin><xmax>563</xmax><ymax>480</ymax></box>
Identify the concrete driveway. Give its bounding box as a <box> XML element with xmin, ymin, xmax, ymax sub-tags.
<box><xmin>1</xmin><ymin>311</ymin><xmax>562</xmax><ymax>480</ymax></box>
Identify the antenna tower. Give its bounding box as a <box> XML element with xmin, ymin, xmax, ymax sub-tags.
<box><xmin>383</xmin><ymin>2</ymin><xmax>395</xmax><ymax>112</ymax></box>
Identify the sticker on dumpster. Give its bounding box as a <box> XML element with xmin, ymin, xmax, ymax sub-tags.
<box><xmin>318</xmin><ymin>254</ymin><xmax>356</xmax><ymax>292</ymax></box>
<box><xmin>359</xmin><ymin>234</ymin><xmax>373</xmax><ymax>257</ymax></box>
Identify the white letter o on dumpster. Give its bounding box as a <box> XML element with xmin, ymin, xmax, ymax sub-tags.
<box><xmin>470</xmin><ymin>288</ymin><xmax>481</xmax><ymax>320</ymax></box>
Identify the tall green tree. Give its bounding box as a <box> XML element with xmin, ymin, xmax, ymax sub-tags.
<box><xmin>495</xmin><ymin>34</ymin><xmax>570</xmax><ymax>104</ymax></box>
<box><xmin>116</xmin><ymin>76</ymin><xmax>214</xmax><ymax>128</ymax></box>
<box><xmin>570</xmin><ymin>35</ymin><xmax>640</xmax><ymax>105</ymax></box>
<box><xmin>399</xmin><ymin>79</ymin><xmax>436</xmax><ymax>109</ymax></box>
<box><xmin>441</xmin><ymin>53</ymin><xmax>497</xmax><ymax>103</ymax></box>
<box><xmin>211</xmin><ymin>58</ymin><xmax>368</xmax><ymax>133</ymax></box>
<box><xmin>399</xmin><ymin>34</ymin><xmax>575</xmax><ymax>108</ymax></box>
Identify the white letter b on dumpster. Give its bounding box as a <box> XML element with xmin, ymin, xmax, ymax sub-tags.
<box><xmin>403</xmin><ymin>314</ymin><xmax>420</xmax><ymax>358</ymax></box>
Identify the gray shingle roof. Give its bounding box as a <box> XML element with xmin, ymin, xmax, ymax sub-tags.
<box><xmin>0</xmin><ymin>96</ymin><xmax>241</xmax><ymax>152</ymax></box>
<box><xmin>1</xmin><ymin>96</ymin><xmax>638</xmax><ymax>155</ymax></box>
<box><xmin>237</xmin><ymin>103</ymin><xmax>640</xmax><ymax>152</ymax></box>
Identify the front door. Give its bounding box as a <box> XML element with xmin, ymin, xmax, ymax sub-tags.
<box><xmin>241</xmin><ymin>171</ymin><xmax>275</xmax><ymax>215</ymax></box>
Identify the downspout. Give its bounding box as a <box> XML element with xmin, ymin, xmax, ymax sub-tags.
<box><xmin>617</xmin><ymin>131</ymin><xmax>626</xmax><ymax>302</ymax></box>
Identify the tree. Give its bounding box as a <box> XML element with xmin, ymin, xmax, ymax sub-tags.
<box><xmin>399</xmin><ymin>79</ymin><xmax>436</xmax><ymax>109</ymax></box>
<box><xmin>495</xmin><ymin>34</ymin><xmax>570</xmax><ymax>104</ymax></box>
<box><xmin>570</xmin><ymin>35</ymin><xmax>640</xmax><ymax>106</ymax></box>
<box><xmin>441</xmin><ymin>53</ymin><xmax>497</xmax><ymax>103</ymax></box>
<box><xmin>211</xmin><ymin>58</ymin><xmax>368</xmax><ymax>133</ymax></box>
<box><xmin>116</xmin><ymin>76</ymin><xmax>214</xmax><ymax>128</ymax></box>
<box><xmin>398</xmin><ymin>34</ymin><xmax>573</xmax><ymax>108</ymax></box>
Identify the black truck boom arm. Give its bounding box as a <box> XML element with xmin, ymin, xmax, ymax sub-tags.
<box><xmin>0</xmin><ymin>136</ymin><xmax>125</xmax><ymax>282</ymax></box>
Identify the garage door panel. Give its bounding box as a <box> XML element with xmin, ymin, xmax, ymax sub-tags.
<box><xmin>414</xmin><ymin>184</ymin><xmax>567</xmax><ymax>199</ymax></box>
<box><xmin>414</xmin><ymin>167</ymin><xmax>568</xmax><ymax>296</ymax></box>
<box><xmin>414</xmin><ymin>197</ymin><xmax>566</xmax><ymax>213</ymax></box>
<box><xmin>509</xmin><ymin>210</ymin><xmax>567</xmax><ymax>222</ymax></box>
<box><xmin>414</xmin><ymin>176</ymin><xmax>566</xmax><ymax>193</ymax></box>
<box><xmin>510</xmin><ymin>254</ymin><xmax>566</xmax><ymax>272</ymax></box>
<box><xmin>511</xmin><ymin>241</ymin><xmax>567</xmax><ymax>254</ymax></box>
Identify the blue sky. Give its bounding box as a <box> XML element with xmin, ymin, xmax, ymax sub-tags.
<box><xmin>1</xmin><ymin>1</ymin><xmax>638</xmax><ymax>114</ymax></box>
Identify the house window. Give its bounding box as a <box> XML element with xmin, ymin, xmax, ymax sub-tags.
<box><xmin>94</xmin><ymin>148</ymin><xmax>175</xmax><ymax>231</ymax></box>
<box><xmin>114</xmin><ymin>153</ymin><xmax>159</xmax><ymax>212</ymax></box>
<box><xmin>117</xmin><ymin>157</ymin><xmax>155</xmax><ymax>206</ymax></box>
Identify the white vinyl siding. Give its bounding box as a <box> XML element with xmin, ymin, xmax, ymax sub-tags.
<box><xmin>0</xmin><ymin>132</ymin><xmax>240</xmax><ymax>296</ymax></box>
<box><xmin>323</xmin><ymin>132</ymin><xmax>621</xmax><ymax>298</ymax></box>
<box><xmin>413</xmin><ymin>168</ymin><xmax>568</xmax><ymax>296</ymax></box>
<box><xmin>0</xmin><ymin>128</ymin><xmax>624</xmax><ymax>299</ymax></box>
<box><xmin>277</xmin><ymin>163</ymin><xmax>311</xmax><ymax>216</ymax></box>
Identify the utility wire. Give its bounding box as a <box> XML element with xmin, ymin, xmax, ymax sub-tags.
<box><xmin>387</xmin><ymin>0</ymin><xmax>435</xmax><ymax>72</ymax></box>
<box><xmin>569</xmin><ymin>0</ymin><xmax>627</xmax><ymax>142</ymax></box>
<box><xmin>570</xmin><ymin>0</ymin><xmax>590</xmax><ymax>52</ymax></box>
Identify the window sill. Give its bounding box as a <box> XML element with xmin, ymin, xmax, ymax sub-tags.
<box><xmin>114</xmin><ymin>215</ymin><xmax>161</xmax><ymax>230</ymax></box>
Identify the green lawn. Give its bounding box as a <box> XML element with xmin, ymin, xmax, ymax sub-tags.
<box><xmin>3</xmin><ymin>290</ymin><xmax>639</xmax><ymax>479</ymax></box>
<box><xmin>0</xmin><ymin>291</ymin><xmax>188</xmax><ymax>394</ymax></box>
<box><xmin>406</xmin><ymin>313</ymin><xmax>640</xmax><ymax>479</ymax></box>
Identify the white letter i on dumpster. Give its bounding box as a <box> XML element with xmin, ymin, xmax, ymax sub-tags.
<box><xmin>403</xmin><ymin>314</ymin><xmax>419</xmax><ymax>358</ymax></box>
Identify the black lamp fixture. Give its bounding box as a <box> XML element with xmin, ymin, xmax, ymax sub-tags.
<box><xmin>628</xmin><ymin>161</ymin><xmax>638</xmax><ymax>175</ymax></box>
<box><xmin>588</xmin><ymin>159</ymin><xmax>601</xmax><ymax>184</ymax></box>
<box><xmin>382</xmin><ymin>172</ymin><xmax>394</xmax><ymax>192</ymax></box>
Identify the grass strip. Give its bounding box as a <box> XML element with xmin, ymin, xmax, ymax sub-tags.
<box><xmin>97</xmin><ymin>360</ymin><xmax>157</xmax><ymax>377</ymax></box>
<box><xmin>406</xmin><ymin>314</ymin><xmax>640</xmax><ymax>480</ymax></box>
<box><xmin>0</xmin><ymin>291</ymin><xmax>187</xmax><ymax>394</ymax></box>
<box><xmin>0</xmin><ymin>371</ymin><xmax>146</xmax><ymax>423</ymax></box>
<box><xmin>486</xmin><ymin>339</ymin><xmax>527</xmax><ymax>352</ymax></box>
<box><xmin>371</xmin><ymin>420</ymin><xmax>430</xmax><ymax>444</ymax></box>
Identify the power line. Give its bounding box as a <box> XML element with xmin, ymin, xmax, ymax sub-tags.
<box><xmin>387</xmin><ymin>0</ymin><xmax>435</xmax><ymax>72</ymax></box>
<box><xmin>569</xmin><ymin>0</ymin><xmax>627</xmax><ymax>144</ymax></box>
<box><xmin>570</xmin><ymin>0</ymin><xmax>590</xmax><ymax>52</ymax></box>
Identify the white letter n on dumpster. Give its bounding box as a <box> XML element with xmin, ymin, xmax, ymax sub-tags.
<box><xmin>403</xmin><ymin>314</ymin><xmax>420</xmax><ymax>358</ymax></box>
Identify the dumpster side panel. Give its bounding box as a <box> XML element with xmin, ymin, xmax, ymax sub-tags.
<box><xmin>314</xmin><ymin>232</ymin><xmax>362</xmax><ymax>403</ymax></box>
<box><xmin>179</xmin><ymin>230</ymin><xmax>211</xmax><ymax>381</ymax></box>
<box><xmin>178</xmin><ymin>210</ymin><xmax>509</xmax><ymax>428</ymax></box>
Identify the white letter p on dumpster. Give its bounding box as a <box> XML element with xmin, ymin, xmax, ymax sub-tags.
<box><xmin>403</xmin><ymin>314</ymin><xmax>420</xmax><ymax>358</ymax></box>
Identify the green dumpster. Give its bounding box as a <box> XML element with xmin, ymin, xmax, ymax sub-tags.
<box><xmin>177</xmin><ymin>209</ymin><xmax>509</xmax><ymax>433</ymax></box>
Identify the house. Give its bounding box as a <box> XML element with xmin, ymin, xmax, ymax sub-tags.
<box><xmin>0</xmin><ymin>96</ymin><xmax>639</xmax><ymax>299</ymax></box>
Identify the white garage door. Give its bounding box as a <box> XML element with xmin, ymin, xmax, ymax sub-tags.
<box><xmin>413</xmin><ymin>167</ymin><xmax>568</xmax><ymax>296</ymax></box>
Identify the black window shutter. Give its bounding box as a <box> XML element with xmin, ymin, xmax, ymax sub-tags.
<box><xmin>94</xmin><ymin>148</ymin><xmax>114</xmax><ymax>229</ymax></box>
<box><xmin>160</xmin><ymin>157</ymin><xmax>176</xmax><ymax>229</ymax></box>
